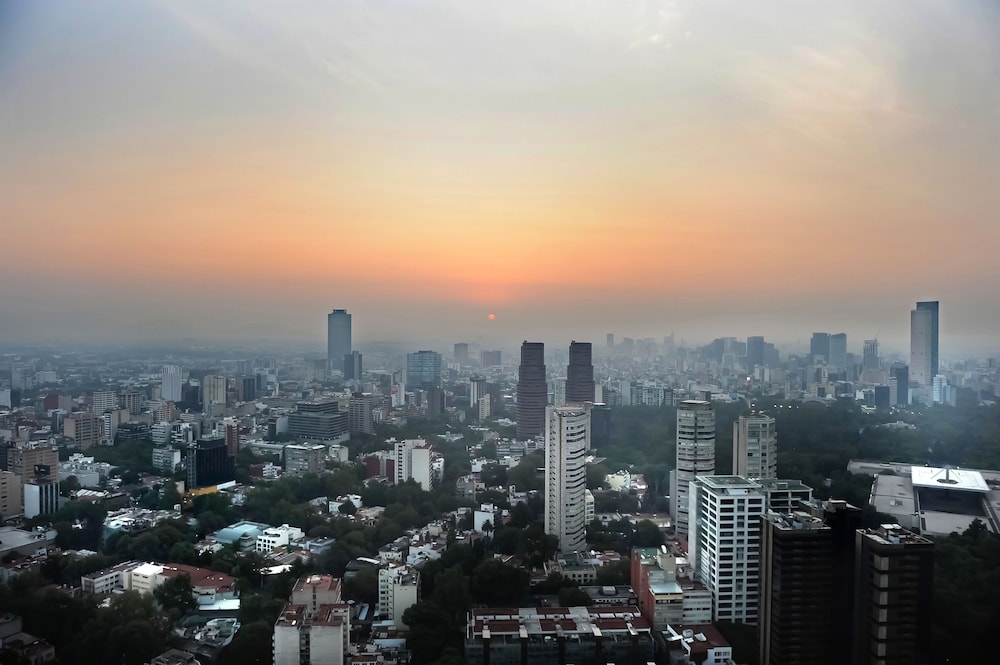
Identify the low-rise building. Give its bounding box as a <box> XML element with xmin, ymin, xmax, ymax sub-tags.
<box><xmin>255</xmin><ymin>524</ymin><xmax>305</xmax><ymax>554</ymax></box>
<box><xmin>284</xmin><ymin>443</ymin><xmax>327</xmax><ymax>477</ymax></box>
<box><xmin>664</xmin><ymin>623</ymin><xmax>736</xmax><ymax>665</ymax></box>
<box><xmin>274</xmin><ymin>575</ymin><xmax>351</xmax><ymax>665</ymax></box>
<box><xmin>377</xmin><ymin>564</ymin><xmax>420</xmax><ymax>627</ymax></box>
<box><xmin>465</xmin><ymin>605</ymin><xmax>654</xmax><ymax>665</ymax></box>
<box><xmin>81</xmin><ymin>560</ymin><xmax>141</xmax><ymax>595</ymax></box>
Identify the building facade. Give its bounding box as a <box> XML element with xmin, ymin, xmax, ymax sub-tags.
<box><xmin>405</xmin><ymin>351</ymin><xmax>442</xmax><ymax>390</ymax></box>
<box><xmin>377</xmin><ymin>564</ymin><xmax>420</xmax><ymax>626</ymax></box>
<box><xmin>565</xmin><ymin>341</ymin><xmax>595</xmax><ymax>404</ymax></box>
<box><xmin>674</xmin><ymin>400</ymin><xmax>716</xmax><ymax>537</ymax></box>
<box><xmin>161</xmin><ymin>365</ymin><xmax>182</xmax><ymax>403</ymax></box>
<box><xmin>689</xmin><ymin>475</ymin><xmax>766</xmax><ymax>624</ymax></box>
<box><xmin>732</xmin><ymin>413</ymin><xmax>777</xmax><ymax>480</ymax></box>
<box><xmin>516</xmin><ymin>342</ymin><xmax>547</xmax><ymax>441</ymax></box>
<box><xmin>327</xmin><ymin>309</ymin><xmax>352</xmax><ymax>378</ymax></box>
<box><xmin>285</xmin><ymin>444</ymin><xmax>326</xmax><ymax>477</ymax></box>
<box><xmin>544</xmin><ymin>405</ymin><xmax>590</xmax><ymax>553</ymax></box>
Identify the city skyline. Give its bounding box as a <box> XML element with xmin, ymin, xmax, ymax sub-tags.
<box><xmin>2</xmin><ymin>1</ymin><xmax>1000</xmax><ymax>353</ymax></box>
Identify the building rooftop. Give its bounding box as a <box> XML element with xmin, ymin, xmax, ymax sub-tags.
<box><xmin>468</xmin><ymin>605</ymin><xmax>650</xmax><ymax>641</ymax></box>
<box><xmin>764</xmin><ymin>511</ymin><xmax>828</xmax><ymax>531</ymax></box>
<box><xmin>698</xmin><ymin>475</ymin><xmax>762</xmax><ymax>490</ymax></box>
<box><xmin>293</xmin><ymin>574</ymin><xmax>342</xmax><ymax>595</ymax></box>
<box><xmin>665</xmin><ymin>623</ymin><xmax>730</xmax><ymax>655</ymax></box>
<box><xmin>911</xmin><ymin>466</ymin><xmax>989</xmax><ymax>493</ymax></box>
<box><xmin>862</xmin><ymin>524</ymin><xmax>933</xmax><ymax>547</ymax></box>
<box><xmin>758</xmin><ymin>478</ymin><xmax>812</xmax><ymax>492</ymax></box>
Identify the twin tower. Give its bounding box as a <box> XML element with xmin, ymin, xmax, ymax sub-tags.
<box><xmin>515</xmin><ymin>341</ymin><xmax>594</xmax><ymax>440</ymax></box>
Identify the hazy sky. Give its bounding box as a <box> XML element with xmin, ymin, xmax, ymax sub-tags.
<box><xmin>2</xmin><ymin>0</ymin><xmax>999</xmax><ymax>355</ymax></box>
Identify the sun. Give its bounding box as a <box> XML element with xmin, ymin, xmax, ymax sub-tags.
<box><xmin>487</xmin><ymin>313</ymin><xmax>496</xmax><ymax>320</ymax></box>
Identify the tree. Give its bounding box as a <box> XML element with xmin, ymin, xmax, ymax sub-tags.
<box><xmin>403</xmin><ymin>602</ymin><xmax>457</xmax><ymax>665</ymax></box>
<box><xmin>343</xmin><ymin>565</ymin><xmax>379</xmax><ymax>606</ymax></box>
<box><xmin>470</xmin><ymin>559</ymin><xmax>529</xmax><ymax>605</ymax></box>
<box><xmin>432</xmin><ymin>565</ymin><xmax>471</xmax><ymax>624</ymax></box>
<box><xmin>154</xmin><ymin>573</ymin><xmax>196</xmax><ymax>615</ymax></box>
<box><xmin>558</xmin><ymin>586</ymin><xmax>593</xmax><ymax>607</ymax></box>
<box><xmin>586</xmin><ymin>464</ymin><xmax>609</xmax><ymax>490</ymax></box>
<box><xmin>634</xmin><ymin>519</ymin><xmax>664</xmax><ymax>547</ymax></box>
<box><xmin>217</xmin><ymin>621</ymin><xmax>274</xmax><ymax>665</ymax></box>
<box><xmin>480</xmin><ymin>463</ymin><xmax>507</xmax><ymax>488</ymax></box>
<box><xmin>338</xmin><ymin>501</ymin><xmax>357</xmax><ymax>516</ymax></box>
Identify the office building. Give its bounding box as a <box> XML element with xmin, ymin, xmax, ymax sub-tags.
<box><xmin>285</xmin><ymin>443</ymin><xmax>326</xmax><ymax>477</ymax></box>
<box><xmin>910</xmin><ymin>302</ymin><xmax>939</xmax><ymax>396</ymax></box>
<box><xmin>118</xmin><ymin>390</ymin><xmax>144</xmax><ymax>415</ymax></box>
<box><xmin>516</xmin><ymin>342</ymin><xmax>547</xmax><ymax>440</ymax></box>
<box><xmin>606</xmin><ymin>333</ymin><xmax>614</xmax><ymax>349</ymax></box>
<box><xmin>469</xmin><ymin>375</ymin><xmax>487</xmax><ymax>410</ymax></box>
<box><xmin>829</xmin><ymin>332</ymin><xmax>847</xmax><ymax>369</ymax></box>
<box><xmin>201</xmin><ymin>375</ymin><xmax>227</xmax><ymax>410</ymax></box>
<box><xmin>733</xmin><ymin>413</ymin><xmax>777</xmax><ymax>480</ymax></box>
<box><xmin>405</xmin><ymin>351</ymin><xmax>442</xmax><ymax>390</ymax></box>
<box><xmin>0</xmin><ymin>471</ymin><xmax>22</xmax><ymax>519</ymax></box>
<box><xmin>863</xmin><ymin>339</ymin><xmax>880</xmax><ymax>371</ymax></box>
<box><xmin>588</xmin><ymin>402</ymin><xmax>612</xmax><ymax>447</ymax></box>
<box><xmin>7</xmin><ymin>445</ymin><xmax>58</xmax><ymax>481</ymax></box>
<box><xmin>810</xmin><ymin>333</ymin><xmax>830</xmax><ymax>362</ymax></box>
<box><xmin>275</xmin><ymin>575</ymin><xmax>350</xmax><ymax>665</ymax></box>
<box><xmin>565</xmin><ymin>341</ymin><xmax>595</xmax><ymax>404</ymax></box>
<box><xmin>23</xmin><ymin>479</ymin><xmax>60</xmax><ymax>518</ymax></box>
<box><xmin>747</xmin><ymin>336</ymin><xmax>765</xmax><ymax>368</ymax></box>
<box><xmin>161</xmin><ymin>365</ymin><xmax>183</xmax><ymax>403</ymax></box>
<box><xmin>454</xmin><ymin>343</ymin><xmax>469</xmax><ymax>362</ymax></box>
<box><xmin>673</xmin><ymin>400</ymin><xmax>715</xmax><ymax>537</ymax></box>
<box><xmin>152</xmin><ymin>447</ymin><xmax>182</xmax><ymax>475</ymax></box>
<box><xmin>327</xmin><ymin>309</ymin><xmax>352</xmax><ymax>377</ymax></box>
<box><xmin>92</xmin><ymin>390</ymin><xmax>118</xmax><ymax>414</ymax></box>
<box><xmin>377</xmin><ymin>564</ymin><xmax>420</xmax><ymax>627</ymax></box>
<box><xmin>186</xmin><ymin>437</ymin><xmax>234</xmax><ymax>489</ymax></box>
<box><xmin>465</xmin><ymin>606</ymin><xmax>654</xmax><ymax>665</ymax></box>
<box><xmin>544</xmin><ymin>405</ymin><xmax>590</xmax><ymax>553</ymax></box>
<box><xmin>101</xmin><ymin>408</ymin><xmax>129</xmax><ymax>443</ymax></box>
<box><xmin>479</xmin><ymin>350</ymin><xmax>502</xmax><ymax>368</ymax></box>
<box><xmin>890</xmin><ymin>364</ymin><xmax>909</xmax><ymax>407</ymax></box>
<box><xmin>853</xmin><ymin>524</ymin><xmax>934</xmax><ymax>665</ymax></box>
<box><xmin>348</xmin><ymin>393</ymin><xmax>375</xmax><ymax>435</ymax></box>
<box><xmin>288</xmin><ymin>401</ymin><xmax>349</xmax><ymax>441</ymax></box>
<box><xmin>342</xmin><ymin>351</ymin><xmax>362</xmax><ymax>383</ymax></box>
<box><xmin>688</xmin><ymin>475</ymin><xmax>766</xmax><ymax>623</ymax></box>
<box><xmin>394</xmin><ymin>439</ymin><xmax>434</xmax><ymax>491</ymax></box>
<box><xmin>64</xmin><ymin>412</ymin><xmax>101</xmax><ymax>450</ymax></box>
<box><xmin>759</xmin><ymin>500</ymin><xmax>863</xmax><ymax>665</ymax></box>
<box><xmin>916</xmin><ymin>300</ymin><xmax>940</xmax><ymax>376</ymax></box>
<box><xmin>235</xmin><ymin>375</ymin><xmax>256</xmax><ymax>402</ymax></box>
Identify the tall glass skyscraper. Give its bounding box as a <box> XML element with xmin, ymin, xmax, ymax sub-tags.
<box><xmin>327</xmin><ymin>309</ymin><xmax>352</xmax><ymax>376</ymax></box>
<box><xmin>910</xmin><ymin>301</ymin><xmax>938</xmax><ymax>390</ymax></box>
<box><xmin>405</xmin><ymin>351</ymin><xmax>442</xmax><ymax>390</ymax></box>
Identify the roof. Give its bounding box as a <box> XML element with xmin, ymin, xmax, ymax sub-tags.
<box><xmin>294</xmin><ymin>574</ymin><xmax>341</xmax><ymax>595</ymax></box>
<box><xmin>911</xmin><ymin>466</ymin><xmax>989</xmax><ymax>493</ymax></box>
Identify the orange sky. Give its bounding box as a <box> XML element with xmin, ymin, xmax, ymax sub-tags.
<box><xmin>1</xmin><ymin>1</ymin><xmax>999</xmax><ymax>354</ymax></box>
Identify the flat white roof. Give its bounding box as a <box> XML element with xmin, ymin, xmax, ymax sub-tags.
<box><xmin>911</xmin><ymin>467</ymin><xmax>989</xmax><ymax>493</ymax></box>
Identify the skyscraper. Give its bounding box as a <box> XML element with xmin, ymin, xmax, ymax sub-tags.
<box><xmin>343</xmin><ymin>351</ymin><xmax>362</xmax><ymax>382</ymax></box>
<box><xmin>453</xmin><ymin>343</ymin><xmax>469</xmax><ymax>362</ymax></box>
<box><xmin>327</xmin><ymin>309</ymin><xmax>352</xmax><ymax>376</ymax></box>
<box><xmin>863</xmin><ymin>339</ymin><xmax>880</xmax><ymax>370</ymax></box>
<box><xmin>516</xmin><ymin>342</ymin><xmax>547</xmax><ymax>440</ymax></box>
<box><xmin>673</xmin><ymin>400</ymin><xmax>715</xmax><ymax>537</ymax></box>
<box><xmin>565</xmin><ymin>341</ymin><xmax>595</xmax><ymax>404</ymax></box>
<box><xmin>853</xmin><ymin>524</ymin><xmax>934</xmax><ymax>665</ymax></box>
<box><xmin>828</xmin><ymin>332</ymin><xmax>847</xmax><ymax>369</ymax></box>
<box><xmin>758</xmin><ymin>499</ymin><xmax>862</xmax><ymax>665</ymax></box>
<box><xmin>689</xmin><ymin>475</ymin><xmax>766</xmax><ymax>623</ymax></box>
<box><xmin>810</xmin><ymin>333</ymin><xmax>830</xmax><ymax>362</ymax></box>
<box><xmin>544</xmin><ymin>405</ymin><xmax>590</xmax><ymax>553</ymax></box>
<box><xmin>911</xmin><ymin>300</ymin><xmax>939</xmax><ymax>393</ymax></box>
<box><xmin>910</xmin><ymin>306</ymin><xmax>934</xmax><ymax>391</ymax></box>
<box><xmin>201</xmin><ymin>375</ymin><xmax>227</xmax><ymax>410</ymax></box>
<box><xmin>746</xmin><ymin>336</ymin><xmax>765</xmax><ymax>368</ymax></box>
<box><xmin>890</xmin><ymin>363</ymin><xmax>910</xmax><ymax>407</ymax></box>
<box><xmin>161</xmin><ymin>365</ymin><xmax>182</xmax><ymax>402</ymax></box>
<box><xmin>405</xmin><ymin>351</ymin><xmax>442</xmax><ymax>390</ymax></box>
<box><xmin>733</xmin><ymin>413</ymin><xmax>777</xmax><ymax>480</ymax></box>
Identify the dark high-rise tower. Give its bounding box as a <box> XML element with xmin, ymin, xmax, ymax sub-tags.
<box><xmin>810</xmin><ymin>332</ymin><xmax>830</xmax><ymax>361</ymax></box>
<box><xmin>747</xmin><ymin>336</ymin><xmax>765</xmax><ymax>367</ymax></box>
<box><xmin>327</xmin><ymin>309</ymin><xmax>352</xmax><ymax>376</ymax></box>
<box><xmin>516</xmin><ymin>342</ymin><xmax>547</xmax><ymax>440</ymax></box>
<box><xmin>853</xmin><ymin>524</ymin><xmax>934</xmax><ymax>665</ymax></box>
<box><xmin>565</xmin><ymin>341</ymin><xmax>595</xmax><ymax>404</ymax></box>
<box><xmin>759</xmin><ymin>499</ymin><xmax>862</xmax><ymax>665</ymax></box>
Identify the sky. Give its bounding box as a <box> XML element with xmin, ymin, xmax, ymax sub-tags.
<box><xmin>1</xmin><ymin>0</ymin><xmax>999</xmax><ymax>356</ymax></box>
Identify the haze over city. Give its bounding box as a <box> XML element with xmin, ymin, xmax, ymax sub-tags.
<box><xmin>2</xmin><ymin>0</ymin><xmax>1000</xmax><ymax>355</ymax></box>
